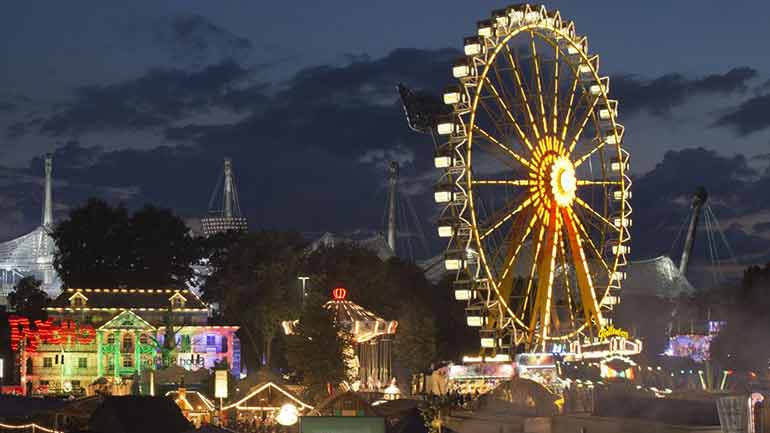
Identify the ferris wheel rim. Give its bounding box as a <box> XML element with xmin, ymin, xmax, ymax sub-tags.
<box><xmin>441</xmin><ymin>5</ymin><xmax>632</xmax><ymax>349</ymax></box>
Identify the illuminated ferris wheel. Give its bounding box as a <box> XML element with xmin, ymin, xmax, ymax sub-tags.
<box><xmin>433</xmin><ymin>4</ymin><xmax>632</xmax><ymax>355</ymax></box>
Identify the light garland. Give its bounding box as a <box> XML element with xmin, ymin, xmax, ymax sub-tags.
<box><xmin>0</xmin><ymin>423</ymin><xmax>61</xmax><ymax>433</ymax></box>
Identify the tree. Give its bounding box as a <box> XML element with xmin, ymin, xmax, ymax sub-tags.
<box><xmin>51</xmin><ymin>198</ymin><xmax>199</xmax><ymax>287</ymax></box>
<box><xmin>393</xmin><ymin>304</ymin><xmax>437</xmax><ymax>374</ymax></box>
<box><xmin>203</xmin><ymin>231</ymin><xmax>306</xmax><ymax>369</ymax></box>
<box><xmin>286</xmin><ymin>293</ymin><xmax>353</xmax><ymax>403</ymax></box>
<box><xmin>8</xmin><ymin>277</ymin><xmax>49</xmax><ymax>321</ymax></box>
<box><xmin>128</xmin><ymin>205</ymin><xmax>198</xmax><ymax>287</ymax></box>
<box><xmin>51</xmin><ymin>198</ymin><xmax>131</xmax><ymax>287</ymax></box>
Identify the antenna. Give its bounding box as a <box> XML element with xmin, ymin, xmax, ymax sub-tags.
<box><xmin>387</xmin><ymin>161</ymin><xmax>399</xmax><ymax>254</ymax></box>
<box><xmin>43</xmin><ymin>154</ymin><xmax>53</xmax><ymax>227</ymax></box>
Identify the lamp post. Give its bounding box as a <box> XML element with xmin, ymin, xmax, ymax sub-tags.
<box><xmin>297</xmin><ymin>277</ymin><xmax>309</xmax><ymax>307</ymax></box>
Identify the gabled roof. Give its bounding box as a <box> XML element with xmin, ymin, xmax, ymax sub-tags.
<box><xmin>167</xmin><ymin>389</ymin><xmax>215</xmax><ymax>413</ymax></box>
<box><xmin>99</xmin><ymin>310</ymin><xmax>155</xmax><ymax>331</ymax></box>
<box><xmin>48</xmin><ymin>288</ymin><xmax>208</xmax><ymax>311</ymax></box>
<box><xmin>223</xmin><ymin>381</ymin><xmax>313</xmax><ymax>411</ymax></box>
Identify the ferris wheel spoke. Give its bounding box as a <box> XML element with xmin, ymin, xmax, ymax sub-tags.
<box><xmin>557</xmin><ymin>225</ymin><xmax>577</xmax><ymax>328</ymax></box>
<box><xmin>551</xmin><ymin>44</ymin><xmax>560</xmax><ymax>141</ymax></box>
<box><xmin>566</xmin><ymin>96</ymin><xmax>600</xmax><ymax>155</ymax></box>
<box><xmin>502</xmin><ymin>43</ymin><xmax>542</xmax><ymax>143</ymax></box>
<box><xmin>473</xmin><ymin>126</ymin><xmax>532</xmax><ymax>170</ymax></box>
<box><xmin>479</xmin><ymin>196</ymin><xmax>534</xmax><ymax>241</ymax></box>
<box><xmin>561</xmin><ymin>207</ymin><xmax>602</xmax><ymax>328</ymax></box>
<box><xmin>472</xmin><ymin>179</ymin><xmax>531</xmax><ymax>186</ymax></box>
<box><xmin>520</xmin><ymin>223</ymin><xmax>546</xmax><ymax>322</ymax></box>
<box><xmin>559</xmin><ymin>68</ymin><xmax>581</xmax><ymax>145</ymax></box>
<box><xmin>499</xmin><ymin>213</ymin><xmax>538</xmax><ymax>283</ymax></box>
<box><xmin>528</xmin><ymin>206</ymin><xmax>559</xmax><ymax>345</ymax></box>
<box><xmin>576</xmin><ymin>179</ymin><xmax>621</xmax><ymax>186</ymax></box>
<box><xmin>529</xmin><ymin>31</ymin><xmax>549</xmax><ymax>137</ymax></box>
<box><xmin>482</xmin><ymin>76</ymin><xmax>534</xmax><ymax>152</ymax></box>
<box><xmin>573</xmin><ymin>139</ymin><xmax>606</xmax><ymax>168</ymax></box>
<box><xmin>566</xmin><ymin>206</ymin><xmax>612</xmax><ymax>276</ymax></box>
<box><xmin>574</xmin><ymin>197</ymin><xmax>620</xmax><ymax>233</ymax></box>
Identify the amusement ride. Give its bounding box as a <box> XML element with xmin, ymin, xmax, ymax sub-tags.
<box><xmin>432</xmin><ymin>4</ymin><xmax>637</xmax><ymax>359</ymax></box>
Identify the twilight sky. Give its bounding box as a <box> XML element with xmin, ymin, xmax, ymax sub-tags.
<box><xmin>1</xmin><ymin>1</ymin><xmax>770</xmax><ymax>281</ymax></box>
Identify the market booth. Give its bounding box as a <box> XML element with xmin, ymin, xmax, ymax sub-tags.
<box><xmin>222</xmin><ymin>370</ymin><xmax>313</xmax><ymax>428</ymax></box>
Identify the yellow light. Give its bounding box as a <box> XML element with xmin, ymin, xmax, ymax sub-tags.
<box><xmin>275</xmin><ymin>404</ymin><xmax>299</xmax><ymax>426</ymax></box>
<box><xmin>549</xmin><ymin>156</ymin><xmax>577</xmax><ymax>207</ymax></box>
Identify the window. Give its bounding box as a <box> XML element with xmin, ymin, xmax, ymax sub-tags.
<box><xmin>206</xmin><ymin>335</ymin><xmax>216</xmax><ymax>346</ymax></box>
<box><xmin>221</xmin><ymin>336</ymin><xmax>228</xmax><ymax>353</ymax></box>
<box><xmin>71</xmin><ymin>380</ymin><xmax>81</xmax><ymax>389</ymax></box>
<box><xmin>78</xmin><ymin>358</ymin><xmax>87</xmax><ymax>369</ymax></box>
<box><xmin>122</xmin><ymin>334</ymin><xmax>133</xmax><ymax>352</ymax></box>
<box><xmin>72</xmin><ymin>297</ymin><xmax>84</xmax><ymax>307</ymax></box>
<box><xmin>139</xmin><ymin>334</ymin><xmax>148</xmax><ymax>344</ymax></box>
<box><xmin>39</xmin><ymin>380</ymin><xmax>49</xmax><ymax>386</ymax></box>
<box><xmin>43</xmin><ymin>357</ymin><xmax>53</xmax><ymax>368</ymax></box>
<box><xmin>123</xmin><ymin>357</ymin><xmax>133</xmax><ymax>368</ymax></box>
<box><xmin>107</xmin><ymin>333</ymin><xmax>115</xmax><ymax>344</ymax></box>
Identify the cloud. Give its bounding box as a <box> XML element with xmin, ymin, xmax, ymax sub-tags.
<box><xmin>713</xmin><ymin>93</ymin><xmax>770</xmax><ymax>136</ymax></box>
<box><xmin>155</xmin><ymin>14</ymin><xmax>253</xmax><ymax>67</ymax></box>
<box><xmin>29</xmin><ymin>60</ymin><xmax>257</xmax><ymax>137</ymax></box>
<box><xmin>613</xmin><ymin>67</ymin><xmax>758</xmax><ymax>117</ymax></box>
<box><xmin>631</xmin><ymin>148</ymin><xmax>770</xmax><ymax>274</ymax></box>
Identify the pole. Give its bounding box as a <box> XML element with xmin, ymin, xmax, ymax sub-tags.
<box><xmin>43</xmin><ymin>154</ymin><xmax>53</xmax><ymax>227</ymax></box>
<box><xmin>387</xmin><ymin>161</ymin><xmax>398</xmax><ymax>255</ymax></box>
<box><xmin>224</xmin><ymin>158</ymin><xmax>233</xmax><ymax>218</ymax></box>
<box><xmin>679</xmin><ymin>187</ymin><xmax>708</xmax><ymax>276</ymax></box>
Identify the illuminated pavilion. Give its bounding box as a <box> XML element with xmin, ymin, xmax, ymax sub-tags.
<box><xmin>283</xmin><ymin>288</ymin><xmax>398</xmax><ymax>391</ymax></box>
<box><xmin>8</xmin><ymin>287</ymin><xmax>240</xmax><ymax>396</ymax></box>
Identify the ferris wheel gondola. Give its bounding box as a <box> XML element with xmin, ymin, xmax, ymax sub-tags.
<box><xmin>433</xmin><ymin>4</ymin><xmax>633</xmax><ymax>355</ymax></box>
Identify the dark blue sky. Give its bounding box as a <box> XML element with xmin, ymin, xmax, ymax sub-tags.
<box><xmin>1</xmin><ymin>1</ymin><xmax>770</xmax><ymax>272</ymax></box>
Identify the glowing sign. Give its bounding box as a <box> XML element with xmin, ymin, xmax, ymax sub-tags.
<box><xmin>8</xmin><ymin>316</ymin><xmax>96</xmax><ymax>352</ymax></box>
<box><xmin>332</xmin><ymin>287</ymin><xmax>347</xmax><ymax>300</ymax></box>
<box><xmin>598</xmin><ymin>325</ymin><xmax>629</xmax><ymax>341</ymax></box>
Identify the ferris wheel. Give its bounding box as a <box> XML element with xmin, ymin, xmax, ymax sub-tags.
<box><xmin>433</xmin><ymin>4</ymin><xmax>632</xmax><ymax>355</ymax></box>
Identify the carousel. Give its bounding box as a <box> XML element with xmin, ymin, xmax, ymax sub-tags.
<box><xmin>283</xmin><ymin>288</ymin><xmax>398</xmax><ymax>392</ymax></box>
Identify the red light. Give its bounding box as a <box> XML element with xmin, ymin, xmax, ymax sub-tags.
<box><xmin>7</xmin><ymin>316</ymin><xmax>96</xmax><ymax>352</ymax></box>
<box><xmin>332</xmin><ymin>287</ymin><xmax>347</xmax><ymax>300</ymax></box>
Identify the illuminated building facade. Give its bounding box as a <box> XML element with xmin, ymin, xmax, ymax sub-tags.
<box><xmin>9</xmin><ymin>287</ymin><xmax>240</xmax><ymax>395</ymax></box>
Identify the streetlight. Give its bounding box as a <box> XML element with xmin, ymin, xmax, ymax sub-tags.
<box><xmin>297</xmin><ymin>276</ymin><xmax>309</xmax><ymax>306</ymax></box>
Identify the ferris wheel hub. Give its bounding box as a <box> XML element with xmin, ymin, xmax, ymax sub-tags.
<box><xmin>550</xmin><ymin>156</ymin><xmax>576</xmax><ymax>207</ymax></box>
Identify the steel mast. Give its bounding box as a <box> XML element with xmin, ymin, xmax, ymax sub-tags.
<box><xmin>679</xmin><ymin>187</ymin><xmax>708</xmax><ymax>276</ymax></box>
<box><xmin>387</xmin><ymin>161</ymin><xmax>399</xmax><ymax>254</ymax></box>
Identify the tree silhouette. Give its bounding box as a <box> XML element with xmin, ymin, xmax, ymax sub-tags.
<box><xmin>8</xmin><ymin>276</ymin><xmax>49</xmax><ymax>321</ymax></box>
<box><xmin>51</xmin><ymin>198</ymin><xmax>198</xmax><ymax>288</ymax></box>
